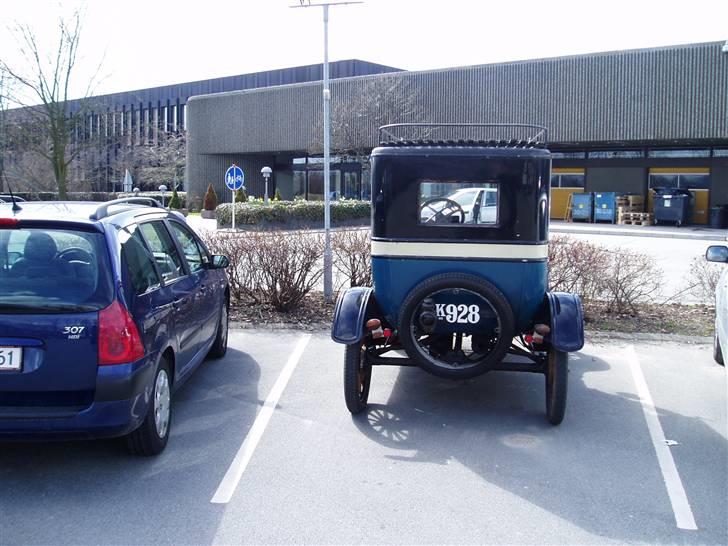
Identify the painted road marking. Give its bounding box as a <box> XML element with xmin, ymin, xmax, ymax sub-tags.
<box><xmin>211</xmin><ymin>334</ymin><xmax>312</xmax><ymax>504</ymax></box>
<box><xmin>626</xmin><ymin>345</ymin><xmax>698</xmax><ymax>530</ymax></box>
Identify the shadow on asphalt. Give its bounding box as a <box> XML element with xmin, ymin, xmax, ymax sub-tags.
<box><xmin>351</xmin><ymin>351</ymin><xmax>727</xmax><ymax>544</ymax></box>
<box><xmin>0</xmin><ymin>347</ymin><xmax>261</xmax><ymax>545</ymax></box>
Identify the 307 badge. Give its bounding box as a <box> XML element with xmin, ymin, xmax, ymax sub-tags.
<box><xmin>62</xmin><ymin>326</ymin><xmax>86</xmax><ymax>340</ymax></box>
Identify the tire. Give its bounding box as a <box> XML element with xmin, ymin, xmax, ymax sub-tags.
<box><xmin>208</xmin><ymin>300</ymin><xmax>229</xmax><ymax>359</ymax></box>
<box><xmin>545</xmin><ymin>348</ymin><xmax>568</xmax><ymax>425</ymax></box>
<box><xmin>398</xmin><ymin>273</ymin><xmax>515</xmax><ymax>379</ymax></box>
<box><xmin>344</xmin><ymin>343</ymin><xmax>371</xmax><ymax>415</ymax></box>
<box><xmin>126</xmin><ymin>358</ymin><xmax>172</xmax><ymax>456</ymax></box>
<box><xmin>713</xmin><ymin>328</ymin><xmax>725</xmax><ymax>366</ymax></box>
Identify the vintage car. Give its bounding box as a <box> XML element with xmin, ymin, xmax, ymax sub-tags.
<box><xmin>332</xmin><ymin>123</ymin><xmax>584</xmax><ymax>425</ymax></box>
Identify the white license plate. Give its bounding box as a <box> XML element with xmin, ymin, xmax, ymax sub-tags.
<box><xmin>0</xmin><ymin>346</ymin><xmax>22</xmax><ymax>371</ymax></box>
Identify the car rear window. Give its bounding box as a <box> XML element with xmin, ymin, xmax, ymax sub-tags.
<box><xmin>0</xmin><ymin>228</ymin><xmax>114</xmax><ymax>314</ymax></box>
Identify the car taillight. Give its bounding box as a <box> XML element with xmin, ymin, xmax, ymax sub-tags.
<box><xmin>0</xmin><ymin>217</ymin><xmax>18</xmax><ymax>228</ymax></box>
<box><xmin>98</xmin><ymin>300</ymin><xmax>145</xmax><ymax>365</ymax></box>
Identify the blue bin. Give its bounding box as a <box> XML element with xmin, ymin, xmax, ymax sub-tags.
<box><xmin>594</xmin><ymin>192</ymin><xmax>617</xmax><ymax>223</ymax></box>
<box><xmin>571</xmin><ymin>193</ymin><xmax>593</xmax><ymax>222</ymax></box>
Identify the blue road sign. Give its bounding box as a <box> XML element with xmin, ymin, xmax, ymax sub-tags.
<box><xmin>225</xmin><ymin>165</ymin><xmax>245</xmax><ymax>191</ymax></box>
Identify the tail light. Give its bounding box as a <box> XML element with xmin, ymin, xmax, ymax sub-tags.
<box><xmin>0</xmin><ymin>217</ymin><xmax>19</xmax><ymax>228</ymax></box>
<box><xmin>98</xmin><ymin>300</ymin><xmax>145</xmax><ymax>365</ymax></box>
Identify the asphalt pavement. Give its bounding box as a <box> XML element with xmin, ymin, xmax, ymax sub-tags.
<box><xmin>1</xmin><ymin>330</ymin><xmax>726</xmax><ymax>545</ymax></box>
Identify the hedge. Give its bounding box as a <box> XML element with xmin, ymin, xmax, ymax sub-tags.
<box><xmin>216</xmin><ymin>199</ymin><xmax>371</xmax><ymax>228</ymax></box>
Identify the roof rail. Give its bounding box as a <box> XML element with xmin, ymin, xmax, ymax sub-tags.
<box><xmin>378</xmin><ymin>123</ymin><xmax>548</xmax><ymax>146</ymax></box>
<box><xmin>90</xmin><ymin>197</ymin><xmax>163</xmax><ymax>220</ymax></box>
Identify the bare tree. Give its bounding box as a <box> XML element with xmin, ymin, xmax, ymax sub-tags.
<box><xmin>0</xmin><ymin>70</ymin><xmax>9</xmax><ymax>193</ymax></box>
<box><xmin>311</xmin><ymin>75</ymin><xmax>427</xmax><ymax>168</ymax></box>
<box><xmin>0</xmin><ymin>8</ymin><xmax>102</xmax><ymax>198</ymax></box>
<box><xmin>133</xmin><ymin>131</ymin><xmax>186</xmax><ymax>190</ymax></box>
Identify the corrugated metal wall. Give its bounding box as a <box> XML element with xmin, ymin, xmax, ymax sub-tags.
<box><xmin>187</xmin><ymin>42</ymin><xmax>728</xmax><ymax>197</ymax></box>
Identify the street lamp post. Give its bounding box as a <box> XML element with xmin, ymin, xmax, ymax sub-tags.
<box><xmin>159</xmin><ymin>184</ymin><xmax>168</xmax><ymax>207</ymax></box>
<box><xmin>291</xmin><ymin>0</ymin><xmax>363</xmax><ymax>303</ymax></box>
<box><xmin>261</xmin><ymin>166</ymin><xmax>272</xmax><ymax>204</ymax></box>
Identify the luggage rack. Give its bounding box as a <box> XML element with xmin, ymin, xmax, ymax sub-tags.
<box><xmin>378</xmin><ymin>123</ymin><xmax>549</xmax><ymax>148</ymax></box>
<box><xmin>90</xmin><ymin>197</ymin><xmax>163</xmax><ymax>220</ymax></box>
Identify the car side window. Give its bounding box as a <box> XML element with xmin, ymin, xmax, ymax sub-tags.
<box><xmin>139</xmin><ymin>222</ymin><xmax>185</xmax><ymax>283</ymax></box>
<box><xmin>168</xmin><ymin>222</ymin><xmax>206</xmax><ymax>274</ymax></box>
<box><xmin>120</xmin><ymin>225</ymin><xmax>161</xmax><ymax>295</ymax></box>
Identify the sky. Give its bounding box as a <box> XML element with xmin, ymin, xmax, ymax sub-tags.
<box><xmin>0</xmin><ymin>0</ymin><xmax>726</xmax><ymax>101</ymax></box>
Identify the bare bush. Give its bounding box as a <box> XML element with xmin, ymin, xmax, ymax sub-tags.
<box><xmin>200</xmin><ymin>230</ymin><xmax>257</xmax><ymax>303</ymax></box>
<box><xmin>684</xmin><ymin>255</ymin><xmax>722</xmax><ymax>305</ymax></box>
<box><xmin>602</xmin><ymin>249</ymin><xmax>663</xmax><ymax>314</ymax></box>
<box><xmin>249</xmin><ymin>231</ymin><xmax>324</xmax><ymax>311</ymax></box>
<box><xmin>548</xmin><ymin>235</ymin><xmax>610</xmax><ymax>303</ymax></box>
<box><xmin>332</xmin><ymin>229</ymin><xmax>371</xmax><ymax>289</ymax></box>
<box><xmin>201</xmin><ymin>230</ymin><xmax>323</xmax><ymax>312</ymax></box>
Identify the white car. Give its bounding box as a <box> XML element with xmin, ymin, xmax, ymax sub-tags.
<box><xmin>706</xmin><ymin>245</ymin><xmax>728</xmax><ymax>366</ymax></box>
<box><xmin>420</xmin><ymin>187</ymin><xmax>498</xmax><ymax>224</ymax></box>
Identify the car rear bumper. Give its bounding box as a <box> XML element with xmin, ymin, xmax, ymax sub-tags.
<box><xmin>0</xmin><ymin>355</ymin><xmax>156</xmax><ymax>440</ymax></box>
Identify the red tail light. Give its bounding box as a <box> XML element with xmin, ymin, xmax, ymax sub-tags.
<box><xmin>0</xmin><ymin>217</ymin><xmax>19</xmax><ymax>228</ymax></box>
<box><xmin>98</xmin><ymin>300</ymin><xmax>145</xmax><ymax>365</ymax></box>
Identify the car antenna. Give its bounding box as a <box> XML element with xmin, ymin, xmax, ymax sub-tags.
<box><xmin>6</xmin><ymin>181</ymin><xmax>22</xmax><ymax>212</ymax></box>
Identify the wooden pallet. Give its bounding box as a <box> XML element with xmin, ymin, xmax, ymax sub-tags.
<box><xmin>618</xmin><ymin>212</ymin><xmax>653</xmax><ymax>226</ymax></box>
<box><xmin>617</xmin><ymin>205</ymin><xmax>644</xmax><ymax>215</ymax></box>
<box><xmin>617</xmin><ymin>195</ymin><xmax>645</xmax><ymax>208</ymax></box>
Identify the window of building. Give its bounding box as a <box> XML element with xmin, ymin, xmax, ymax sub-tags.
<box><xmin>713</xmin><ymin>149</ymin><xmax>728</xmax><ymax>157</ymax></box>
<box><xmin>588</xmin><ymin>150</ymin><xmax>644</xmax><ymax>159</ymax></box>
<box><xmin>648</xmin><ymin>169</ymin><xmax>710</xmax><ymax>190</ymax></box>
<box><xmin>550</xmin><ymin>172</ymin><xmax>585</xmax><ymax>188</ymax></box>
<box><xmin>551</xmin><ymin>151</ymin><xmax>586</xmax><ymax>159</ymax></box>
<box><xmin>648</xmin><ymin>149</ymin><xmax>711</xmax><ymax>158</ymax></box>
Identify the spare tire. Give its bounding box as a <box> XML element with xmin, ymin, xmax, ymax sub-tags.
<box><xmin>398</xmin><ymin>273</ymin><xmax>515</xmax><ymax>379</ymax></box>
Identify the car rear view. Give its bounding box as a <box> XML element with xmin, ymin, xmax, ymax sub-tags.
<box><xmin>0</xmin><ymin>215</ymin><xmax>150</xmax><ymax>443</ymax></box>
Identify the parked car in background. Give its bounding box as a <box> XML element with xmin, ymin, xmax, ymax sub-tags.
<box><xmin>0</xmin><ymin>195</ymin><xmax>26</xmax><ymax>203</ymax></box>
<box><xmin>420</xmin><ymin>186</ymin><xmax>498</xmax><ymax>224</ymax></box>
<box><xmin>0</xmin><ymin>198</ymin><xmax>230</xmax><ymax>455</ymax></box>
<box><xmin>706</xmin><ymin>245</ymin><xmax>728</xmax><ymax>366</ymax></box>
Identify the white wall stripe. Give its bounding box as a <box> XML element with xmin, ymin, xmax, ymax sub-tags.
<box><xmin>371</xmin><ymin>240</ymin><xmax>548</xmax><ymax>260</ymax></box>
<box><xmin>626</xmin><ymin>345</ymin><xmax>698</xmax><ymax>530</ymax></box>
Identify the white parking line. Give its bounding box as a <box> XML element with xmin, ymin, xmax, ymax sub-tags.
<box><xmin>625</xmin><ymin>345</ymin><xmax>698</xmax><ymax>530</ymax></box>
<box><xmin>211</xmin><ymin>334</ymin><xmax>312</xmax><ymax>504</ymax></box>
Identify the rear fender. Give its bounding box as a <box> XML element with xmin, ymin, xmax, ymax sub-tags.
<box><xmin>331</xmin><ymin>287</ymin><xmax>374</xmax><ymax>345</ymax></box>
<box><xmin>546</xmin><ymin>292</ymin><xmax>584</xmax><ymax>352</ymax></box>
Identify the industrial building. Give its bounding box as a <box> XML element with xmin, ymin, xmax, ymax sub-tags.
<box><xmin>186</xmin><ymin>41</ymin><xmax>728</xmax><ymax>224</ymax></box>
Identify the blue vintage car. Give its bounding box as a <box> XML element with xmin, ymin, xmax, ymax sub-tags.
<box><xmin>332</xmin><ymin>123</ymin><xmax>584</xmax><ymax>424</ymax></box>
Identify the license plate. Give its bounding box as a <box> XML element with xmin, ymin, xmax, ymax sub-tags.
<box><xmin>0</xmin><ymin>346</ymin><xmax>22</xmax><ymax>371</ymax></box>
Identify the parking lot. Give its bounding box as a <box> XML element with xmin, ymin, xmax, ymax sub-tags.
<box><xmin>1</xmin><ymin>330</ymin><xmax>726</xmax><ymax>545</ymax></box>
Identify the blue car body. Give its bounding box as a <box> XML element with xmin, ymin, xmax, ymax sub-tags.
<box><xmin>0</xmin><ymin>201</ymin><xmax>228</xmax><ymax>441</ymax></box>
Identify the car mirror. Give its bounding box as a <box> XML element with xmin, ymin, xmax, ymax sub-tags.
<box><xmin>706</xmin><ymin>245</ymin><xmax>728</xmax><ymax>263</ymax></box>
<box><xmin>211</xmin><ymin>255</ymin><xmax>230</xmax><ymax>269</ymax></box>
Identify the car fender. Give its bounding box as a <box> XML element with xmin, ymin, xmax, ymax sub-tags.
<box><xmin>331</xmin><ymin>287</ymin><xmax>374</xmax><ymax>345</ymax></box>
<box><xmin>546</xmin><ymin>292</ymin><xmax>584</xmax><ymax>352</ymax></box>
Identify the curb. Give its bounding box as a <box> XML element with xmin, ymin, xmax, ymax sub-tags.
<box><xmin>585</xmin><ymin>330</ymin><xmax>711</xmax><ymax>345</ymax></box>
<box><xmin>551</xmin><ymin>225</ymin><xmax>727</xmax><ymax>241</ymax></box>
<box><xmin>230</xmin><ymin>322</ymin><xmax>712</xmax><ymax>345</ymax></box>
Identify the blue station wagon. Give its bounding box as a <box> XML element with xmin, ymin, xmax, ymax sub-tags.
<box><xmin>0</xmin><ymin>198</ymin><xmax>230</xmax><ymax>455</ymax></box>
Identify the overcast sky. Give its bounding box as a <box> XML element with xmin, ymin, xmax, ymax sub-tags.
<box><xmin>1</xmin><ymin>0</ymin><xmax>726</xmax><ymax>100</ymax></box>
